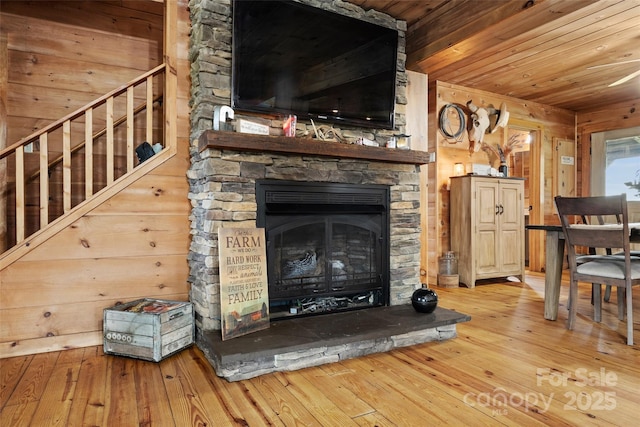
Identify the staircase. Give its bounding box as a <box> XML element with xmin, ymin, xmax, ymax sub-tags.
<box><xmin>0</xmin><ymin>65</ymin><xmax>167</xmax><ymax>263</ymax></box>
<box><xmin>0</xmin><ymin>63</ymin><xmax>192</xmax><ymax>359</ymax></box>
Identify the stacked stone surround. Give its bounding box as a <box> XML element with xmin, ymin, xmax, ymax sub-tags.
<box><xmin>187</xmin><ymin>0</ymin><xmax>420</xmax><ymax>334</ymax></box>
<box><xmin>188</xmin><ymin>149</ymin><xmax>422</xmax><ymax>331</ymax></box>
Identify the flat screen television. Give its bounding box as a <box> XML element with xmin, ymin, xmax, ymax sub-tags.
<box><xmin>231</xmin><ymin>0</ymin><xmax>399</xmax><ymax>130</ymax></box>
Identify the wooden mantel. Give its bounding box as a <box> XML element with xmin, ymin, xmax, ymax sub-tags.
<box><xmin>198</xmin><ymin>130</ymin><xmax>432</xmax><ymax>165</ymax></box>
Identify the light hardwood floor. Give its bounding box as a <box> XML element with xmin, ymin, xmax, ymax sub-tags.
<box><xmin>1</xmin><ymin>272</ymin><xmax>638</xmax><ymax>426</ymax></box>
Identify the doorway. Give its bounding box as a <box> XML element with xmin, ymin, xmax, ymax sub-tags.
<box><xmin>506</xmin><ymin>120</ymin><xmax>544</xmax><ymax>272</ymax></box>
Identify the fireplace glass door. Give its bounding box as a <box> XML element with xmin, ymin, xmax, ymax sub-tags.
<box><xmin>257</xmin><ymin>181</ymin><xmax>390</xmax><ymax>319</ymax></box>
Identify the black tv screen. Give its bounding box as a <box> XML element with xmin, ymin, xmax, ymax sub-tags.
<box><xmin>232</xmin><ymin>0</ymin><xmax>398</xmax><ymax>129</ymax></box>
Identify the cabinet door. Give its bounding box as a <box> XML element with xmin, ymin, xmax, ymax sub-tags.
<box><xmin>499</xmin><ymin>181</ymin><xmax>523</xmax><ymax>274</ymax></box>
<box><xmin>474</xmin><ymin>180</ymin><xmax>499</xmax><ymax>275</ymax></box>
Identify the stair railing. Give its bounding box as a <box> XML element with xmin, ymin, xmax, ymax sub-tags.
<box><xmin>0</xmin><ymin>64</ymin><xmax>166</xmax><ymax>248</ymax></box>
<box><xmin>26</xmin><ymin>94</ymin><xmax>164</xmax><ymax>186</ymax></box>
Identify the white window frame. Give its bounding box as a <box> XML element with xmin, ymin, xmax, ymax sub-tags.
<box><xmin>591</xmin><ymin>126</ymin><xmax>640</xmax><ymax>220</ymax></box>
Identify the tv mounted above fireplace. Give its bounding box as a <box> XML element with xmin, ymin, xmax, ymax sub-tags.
<box><xmin>231</xmin><ymin>0</ymin><xmax>399</xmax><ymax>130</ymax></box>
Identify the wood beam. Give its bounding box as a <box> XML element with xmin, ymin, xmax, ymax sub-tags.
<box><xmin>198</xmin><ymin>131</ymin><xmax>432</xmax><ymax>165</ymax></box>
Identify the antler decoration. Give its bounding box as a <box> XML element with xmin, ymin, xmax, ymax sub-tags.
<box><xmin>480</xmin><ymin>143</ymin><xmax>501</xmax><ymax>161</ymax></box>
<box><xmin>480</xmin><ymin>133</ymin><xmax>527</xmax><ymax>163</ymax></box>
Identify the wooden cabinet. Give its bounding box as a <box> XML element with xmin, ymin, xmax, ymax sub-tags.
<box><xmin>450</xmin><ymin>176</ymin><xmax>525</xmax><ymax>288</ymax></box>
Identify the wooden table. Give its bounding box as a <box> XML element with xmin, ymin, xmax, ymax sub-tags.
<box><xmin>526</xmin><ymin>223</ymin><xmax>640</xmax><ymax>321</ymax></box>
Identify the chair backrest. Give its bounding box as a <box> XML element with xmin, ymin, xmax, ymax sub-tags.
<box><xmin>579</xmin><ymin>200</ymin><xmax>622</xmax><ymax>256</ymax></box>
<box><xmin>580</xmin><ymin>213</ymin><xmax>621</xmax><ymax>227</ymax></box>
<box><xmin>555</xmin><ymin>194</ymin><xmax>630</xmax><ymax>260</ymax></box>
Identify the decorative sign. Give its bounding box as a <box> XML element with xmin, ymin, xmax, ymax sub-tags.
<box><xmin>218</xmin><ymin>228</ymin><xmax>270</xmax><ymax>340</ymax></box>
<box><xmin>561</xmin><ymin>155</ymin><xmax>575</xmax><ymax>165</ymax></box>
<box><xmin>554</xmin><ymin>138</ymin><xmax>577</xmax><ymax>197</ymax></box>
<box><xmin>237</xmin><ymin>118</ymin><xmax>270</xmax><ymax>135</ymax></box>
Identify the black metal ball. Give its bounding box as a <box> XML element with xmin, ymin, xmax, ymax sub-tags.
<box><xmin>411</xmin><ymin>287</ymin><xmax>438</xmax><ymax>313</ymax></box>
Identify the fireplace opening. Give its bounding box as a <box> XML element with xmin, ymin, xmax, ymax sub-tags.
<box><xmin>256</xmin><ymin>180</ymin><xmax>390</xmax><ymax>320</ymax></box>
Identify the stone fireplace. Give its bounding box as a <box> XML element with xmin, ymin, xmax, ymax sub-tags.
<box><xmin>187</xmin><ymin>0</ymin><xmax>419</xmax><ymax>334</ymax></box>
<box><xmin>186</xmin><ymin>132</ymin><xmax>471</xmax><ymax>381</ymax></box>
<box><xmin>186</xmin><ymin>0</ymin><xmax>469</xmax><ymax>380</ymax></box>
<box><xmin>189</xmin><ymin>132</ymin><xmax>424</xmax><ymax>332</ymax></box>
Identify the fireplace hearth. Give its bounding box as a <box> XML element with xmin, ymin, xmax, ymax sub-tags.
<box><xmin>199</xmin><ymin>304</ymin><xmax>471</xmax><ymax>382</ymax></box>
<box><xmin>256</xmin><ymin>180</ymin><xmax>390</xmax><ymax>319</ymax></box>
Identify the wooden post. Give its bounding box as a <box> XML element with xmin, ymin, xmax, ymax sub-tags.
<box><xmin>406</xmin><ymin>70</ymin><xmax>429</xmax><ymax>285</ymax></box>
<box><xmin>0</xmin><ymin>32</ymin><xmax>7</xmax><ymax>251</ymax></box>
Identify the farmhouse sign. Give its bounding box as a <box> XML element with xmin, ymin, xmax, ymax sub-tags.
<box><xmin>218</xmin><ymin>227</ymin><xmax>270</xmax><ymax>340</ymax></box>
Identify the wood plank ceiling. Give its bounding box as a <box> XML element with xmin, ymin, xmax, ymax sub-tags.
<box><xmin>349</xmin><ymin>0</ymin><xmax>640</xmax><ymax>113</ymax></box>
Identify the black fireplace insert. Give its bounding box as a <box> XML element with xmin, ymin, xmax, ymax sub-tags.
<box><xmin>256</xmin><ymin>180</ymin><xmax>390</xmax><ymax>319</ymax></box>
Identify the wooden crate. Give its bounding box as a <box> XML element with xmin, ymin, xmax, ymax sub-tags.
<box><xmin>103</xmin><ymin>298</ymin><xmax>194</xmax><ymax>362</ymax></box>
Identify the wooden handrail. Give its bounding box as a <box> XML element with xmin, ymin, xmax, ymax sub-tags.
<box><xmin>26</xmin><ymin>95</ymin><xmax>163</xmax><ymax>183</ymax></box>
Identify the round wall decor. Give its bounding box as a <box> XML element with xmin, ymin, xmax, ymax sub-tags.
<box><xmin>439</xmin><ymin>103</ymin><xmax>466</xmax><ymax>142</ymax></box>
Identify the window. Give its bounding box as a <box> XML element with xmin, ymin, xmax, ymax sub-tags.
<box><xmin>605</xmin><ymin>136</ymin><xmax>640</xmax><ymax>200</ymax></box>
<box><xmin>591</xmin><ymin>127</ymin><xmax>640</xmax><ymax>201</ymax></box>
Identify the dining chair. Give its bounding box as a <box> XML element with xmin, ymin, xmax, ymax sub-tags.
<box><xmin>608</xmin><ymin>249</ymin><xmax>640</xmax><ymax>302</ymax></box>
<box><xmin>555</xmin><ymin>194</ymin><xmax>640</xmax><ymax>346</ymax></box>
<box><xmin>575</xmin><ymin>212</ymin><xmax>622</xmax><ymax>311</ymax></box>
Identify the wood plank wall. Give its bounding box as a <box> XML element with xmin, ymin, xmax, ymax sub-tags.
<box><xmin>405</xmin><ymin>71</ymin><xmax>429</xmax><ymax>285</ymax></box>
<box><xmin>1</xmin><ymin>1</ymin><xmax>164</xmax><ymax>143</ymax></box>
<box><xmin>0</xmin><ymin>0</ymin><xmax>192</xmax><ymax>358</ymax></box>
<box><xmin>426</xmin><ymin>81</ymin><xmax>575</xmax><ymax>284</ymax></box>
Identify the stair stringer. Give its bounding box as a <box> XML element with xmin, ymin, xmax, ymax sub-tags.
<box><xmin>0</xmin><ymin>149</ymin><xmax>174</xmax><ymax>270</ymax></box>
